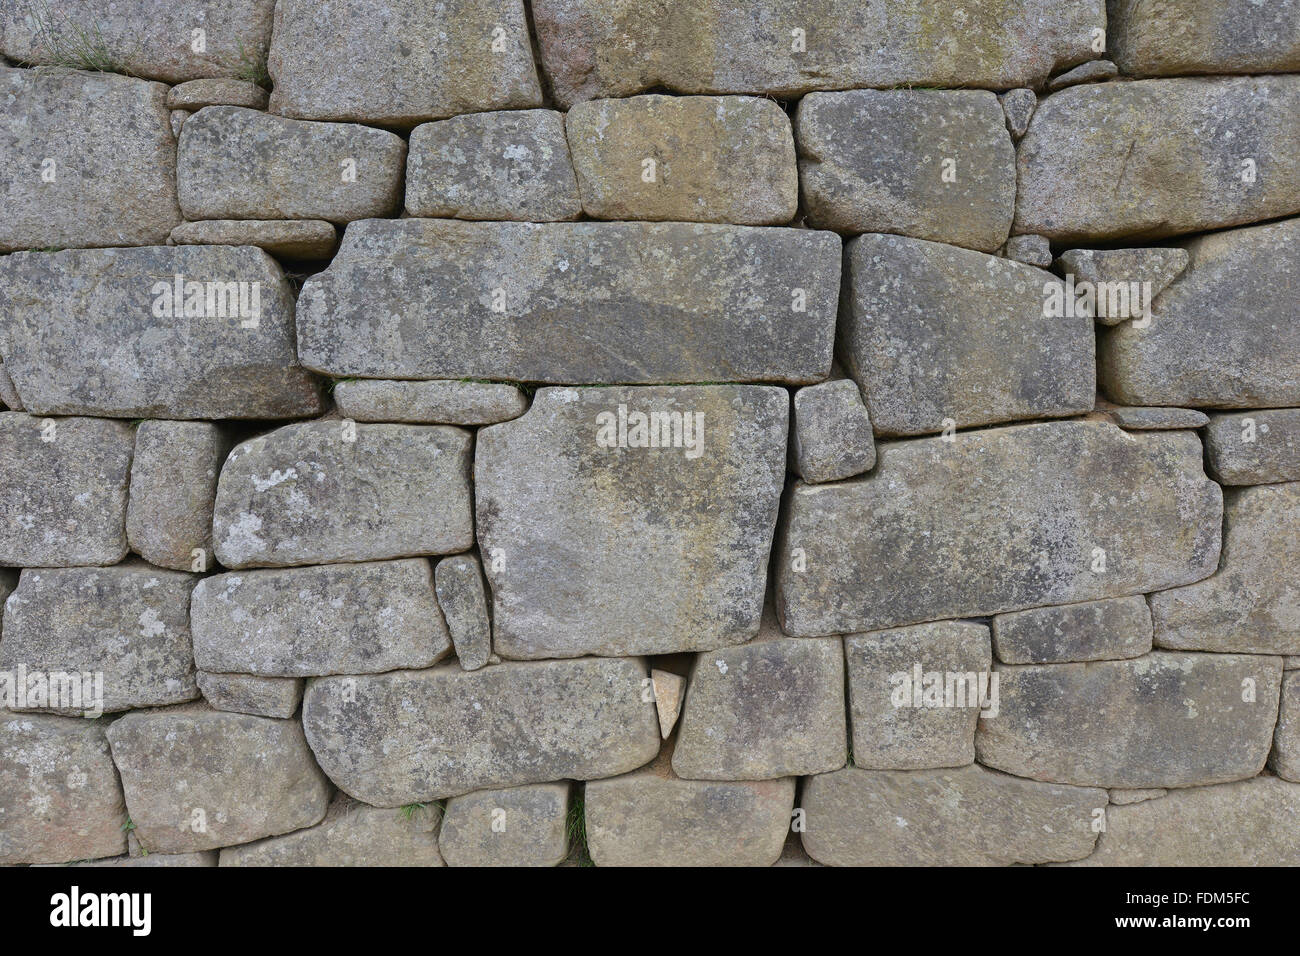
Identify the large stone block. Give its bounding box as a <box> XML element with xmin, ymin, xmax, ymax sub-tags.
<box><xmin>302</xmin><ymin>659</ymin><xmax>660</xmax><ymax>805</ymax></box>
<box><xmin>976</xmin><ymin>652</ymin><xmax>1283</xmax><ymax>788</ymax></box>
<box><xmin>476</xmin><ymin>386</ymin><xmax>787</xmax><ymax>658</ymax></box>
<box><xmin>0</xmin><ymin>67</ymin><xmax>180</xmax><ymax>251</ymax></box>
<box><xmin>776</xmin><ymin>421</ymin><xmax>1222</xmax><ymax>636</ymax></box>
<box><xmin>298</xmin><ymin>219</ymin><xmax>839</xmax><ymax>384</ymax></box>
<box><xmin>1205</xmin><ymin>410</ymin><xmax>1300</xmax><ymax>486</ymax></box>
<box><xmin>1108</xmin><ymin>0</ymin><xmax>1300</xmax><ymax>77</ymax></box>
<box><xmin>439</xmin><ymin>784</ymin><xmax>570</xmax><ymax>867</ymax></box>
<box><xmin>0</xmin><ymin>246</ymin><xmax>322</xmax><ymax>419</ymax></box>
<box><xmin>1016</xmin><ymin>78</ymin><xmax>1300</xmax><ymax>242</ymax></box>
<box><xmin>212</xmin><ymin>422</ymin><xmax>473</xmax><ymax>568</ymax></box>
<box><xmin>126</xmin><ymin>421</ymin><xmax>226</xmax><ymax>571</ymax></box>
<box><xmin>796</xmin><ymin>90</ymin><xmax>1014</xmax><ymax>252</ymax></box>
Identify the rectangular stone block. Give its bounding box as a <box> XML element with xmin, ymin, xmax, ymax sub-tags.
<box><xmin>296</xmin><ymin>219</ymin><xmax>840</xmax><ymax>384</ymax></box>
<box><xmin>992</xmin><ymin>596</ymin><xmax>1153</xmax><ymax>664</ymax></box>
<box><xmin>332</xmin><ymin>379</ymin><xmax>528</xmax><ymax>426</ymax></box>
<box><xmin>127</xmin><ymin>421</ymin><xmax>226</xmax><ymax>572</ymax></box>
<box><xmin>789</xmin><ymin>379</ymin><xmax>875</xmax><ymax>484</ymax></box>
<box><xmin>196</xmin><ymin>672</ymin><xmax>303</xmax><ymax>719</ymax></box>
<box><xmin>439</xmin><ymin>784</ymin><xmax>570</xmax><ymax>867</ymax></box>
<box><xmin>1206</xmin><ymin>409</ymin><xmax>1300</xmax><ymax>485</ymax></box>
<box><xmin>1109</xmin><ymin>0</ymin><xmax>1300</xmax><ymax>77</ymax></box>
<box><xmin>1273</xmin><ymin>672</ymin><xmax>1300</xmax><ymax>783</ymax></box>
<box><xmin>777</xmin><ymin>421</ymin><xmax>1222</xmax><ymax>636</ymax></box>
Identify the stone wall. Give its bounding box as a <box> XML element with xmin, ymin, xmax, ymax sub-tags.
<box><xmin>1</xmin><ymin>0</ymin><xmax>1298</xmax><ymax>867</ymax></box>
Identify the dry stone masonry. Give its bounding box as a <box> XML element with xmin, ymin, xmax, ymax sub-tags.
<box><xmin>1</xmin><ymin>0</ymin><xmax>1298</xmax><ymax>868</ymax></box>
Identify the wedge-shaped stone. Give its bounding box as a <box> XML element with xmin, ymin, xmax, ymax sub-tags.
<box><xmin>434</xmin><ymin>554</ymin><xmax>491</xmax><ymax>671</ymax></box>
<box><xmin>298</xmin><ymin>219</ymin><xmax>839</xmax><ymax>383</ymax></box>
<box><xmin>0</xmin><ymin>711</ymin><xmax>126</xmax><ymax>865</ymax></box>
<box><xmin>672</xmin><ymin>636</ymin><xmax>845</xmax><ymax>780</ymax></box>
<box><xmin>1016</xmin><ymin>78</ymin><xmax>1300</xmax><ymax>242</ymax></box>
<box><xmin>992</xmin><ymin>596</ymin><xmax>1153</xmax><ymax>664</ymax></box>
<box><xmin>841</xmin><ymin>235</ymin><xmax>1093</xmax><ymax>436</ymax></box>
<box><xmin>0</xmin><ymin>68</ymin><xmax>180</xmax><ymax>251</ymax></box>
<box><xmin>107</xmin><ymin>704</ymin><xmax>330</xmax><ymax>854</ymax></box>
<box><xmin>0</xmin><ymin>1</ymin><xmax>275</xmax><ymax>82</ymax></box>
<box><xmin>1273</xmin><ymin>673</ymin><xmax>1300</xmax><ymax>783</ymax></box>
<box><xmin>1099</xmin><ymin>219</ymin><xmax>1300</xmax><ymax>408</ymax></box>
<box><xmin>170</xmin><ymin>220</ymin><xmax>337</xmax><ymax>259</ymax></box>
<box><xmin>533</xmin><ymin>0</ymin><xmax>1103</xmax><ymax>106</ymax></box>
<box><xmin>1206</xmin><ymin>410</ymin><xmax>1300</xmax><ymax>485</ymax></box>
<box><xmin>1056</xmin><ymin>248</ymin><xmax>1189</xmax><ymax>325</ymax></box>
<box><xmin>776</xmin><ymin>421</ymin><xmax>1222</xmax><ymax>636</ymax></box>
<box><xmin>846</xmin><ymin>622</ymin><xmax>991</xmax><ymax>771</ymax></box>
<box><xmin>568</xmin><ymin>95</ymin><xmax>796</xmax><ymax>225</ymax></box>
<box><xmin>1067</xmin><ymin>777</ymin><xmax>1300</xmax><ymax>866</ymax></box>
<box><xmin>585</xmin><ymin>746</ymin><xmax>795</xmax><ymax>867</ymax></box>
<box><xmin>302</xmin><ymin>659</ymin><xmax>660</xmax><ymax>806</ymax></box>
<box><xmin>797</xmin><ymin>90</ymin><xmax>1014</xmax><ymax>252</ymax></box>
<box><xmin>332</xmin><ymin>380</ymin><xmax>527</xmax><ymax>425</ymax></box>
<box><xmin>192</xmin><ymin>560</ymin><xmax>451</xmax><ymax>676</ymax></box>
<box><xmin>212</xmin><ymin>422</ymin><xmax>473</xmax><ymax>568</ymax></box>
<box><xmin>802</xmin><ymin>765</ymin><xmax>1105</xmax><ymax>867</ymax></box>
<box><xmin>440</xmin><ymin>784</ymin><xmax>570</xmax><ymax>867</ymax></box>
<box><xmin>0</xmin><ymin>564</ymin><xmax>198</xmax><ymax>714</ymax></box>
<box><xmin>1108</xmin><ymin>0</ymin><xmax>1300</xmax><ymax>77</ymax></box>
<box><xmin>220</xmin><ymin>796</ymin><xmax>443</xmax><ymax>866</ymax></box>
<box><xmin>477</xmin><ymin>386</ymin><xmax>787</xmax><ymax>658</ymax></box>
<box><xmin>127</xmin><ymin>421</ymin><xmax>226</xmax><ymax>572</ymax></box>
<box><xmin>976</xmin><ymin>652</ymin><xmax>1282</xmax><ymax>788</ymax></box>
<box><xmin>178</xmin><ymin>107</ymin><xmax>406</xmax><ymax>223</ymax></box>
<box><xmin>1150</xmin><ymin>483</ymin><xmax>1300</xmax><ymax>655</ymax></box>
<box><xmin>196</xmin><ymin>672</ymin><xmax>302</xmax><ymax>719</ymax></box>
<box><xmin>267</xmin><ymin>0</ymin><xmax>541</xmax><ymax>126</ymax></box>
<box><xmin>0</xmin><ymin>246</ymin><xmax>322</xmax><ymax>419</ymax></box>
<box><xmin>1093</xmin><ymin>401</ymin><xmax>1208</xmax><ymax>431</ymax></box>
<box><xmin>0</xmin><ymin>413</ymin><xmax>132</xmax><ymax>567</ymax></box>
<box><xmin>790</xmin><ymin>379</ymin><xmax>875</xmax><ymax>484</ymax></box>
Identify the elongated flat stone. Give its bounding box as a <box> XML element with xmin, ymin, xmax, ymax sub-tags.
<box><xmin>0</xmin><ymin>246</ymin><xmax>322</xmax><ymax>419</ymax></box>
<box><xmin>127</xmin><ymin>421</ymin><xmax>226</xmax><ymax>572</ymax></box>
<box><xmin>297</xmin><ymin>219</ymin><xmax>840</xmax><ymax>384</ymax></box>
<box><xmin>192</xmin><ymin>559</ymin><xmax>451</xmax><ymax>676</ymax></box>
<box><xmin>332</xmin><ymin>380</ymin><xmax>527</xmax><ymax>425</ymax></box>
<box><xmin>533</xmin><ymin>0</ymin><xmax>1104</xmax><ymax>106</ymax></box>
<box><xmin>170</xmin><ymin>220</ymin><xmax>337</xmax><ymax>259</ymax></box>
<box><xmin>1273</xmin><ymin>672</ymin><xmax>1300</xmax><ymax>783</ymax></box>
<box><xmin>1150</xmin><ymin>483</ymin><xmax>1300</xmax><ymax>655</ymax></box>
<box><xmin>840</xmin><ymin>234</ymin><xmax>1093</xmax><ymax>435</ymax></box>
<box><xmin>477</xmin><ymin>386</ymin><xmax>787</xmax><ymax>658</ymax></box>
<box><xmin>1016</xmin><ymin>77</ymin><xmax>1300</xmax><ymax>242</ymax></box>
<box><xmin>777</xmin><ymin>421</ymin><xmax>1222</xmax><ymax>636</ymax></box>
<box><xmin>1108</xmin><ymin>0</ymin><xmax>1300</xmax><ymax>77</ymax></box>
<box><xmin>976</xmin><ymin>652</ymin><xmax>1283</xmax><ymax>788</ymax></box>
<box><xmin>992</xmin><ymin>596</ymin><xmax>1153</xmax><ymax>664</ymax></box>
<box><xmin>212</xmin><ymin>422</ymin><xmax>473</xmax><ymax>568</ymax></box>
<box><xmin>439</xmin><ymin>783</ymin><xmax>570</xmax><ymax>867</ymax></box>
<box><xmin>196</xmin><ymin>672</ymin><xmax>303</xmax><ymax>719</ymax></box>
<box><xmin>1205</xmin><ymin>410</ymin><xmax>1300</xmax><ymax>485</ymax></box>
<box><xmin>434</xmin><ymin>554</ymin><xmax>492</xmax><ymax>671</ymax></box>
<box><xmin>802</xmin><ymin>765</ymin><xmax>1105</xmax><ymax>866</ymax></box>
<box><xmin>302</xmin><ymin>659</ymin><xmax>660</xmax><ymax>805</ymax></box>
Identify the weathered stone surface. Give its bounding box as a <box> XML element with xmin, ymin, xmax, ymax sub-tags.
<box><xmin>790</xmin><ymin>380</ymin><xmax>875</xmax><ymax>484</ymax></box>
<box><xmin>0</xmin><ymin>413</ymin><xmax>132</xmax><ymax>567</ymax></box>
<box><xmin>0</xmin><ymin>564</ymin><xmax>197</xmax><ymax>714</ymax></box>
<box><xmin>196</xmin><ymin>672</ymin><xmax>303</xmax><ymax>719</ymax></box>
<box><xmin>127</xmin><ymin>421</ymin><xmax>225</xmax><ymax>571</ymax></box>
<box><xmin>992</xmin><ymin>596</ymin><xmax>1153</xmax><ymax>664</ymax></box>
<box><xmin>220</xmin><ymin>796</ymin><xmax>443</xmax><ymax>866</ymax></box>
<box><xmin>303</xmin><ymin>659</ymin><xmax>660</xmax><ymax>805</ymax></box>
<box><xmin>999</xmin><ymin>88</ymin><xmax>1036</xmax><ymax>139</ymax></box>
<box><xmin>773</xmin><ymin>831</ymin><xmax>823</xmax><ymax>867</ymax></box>
<box><xmin>0</xmin><ymin>246</ymin><xmax>322</xmax><ymax>419</ymax></box>
<box><xmin>841</xmin><ymin>235</ymin><xmax>1093</xmax><ymax>436</ymax></box>
<box><xmin>332</xmin><ymin>380</ymin><xmax>528</xmax><ymax>425</ymax></box>
<box><xmin>1271</xmin><ymin>672</ymin><xmax>1300</xmax><ymax>783</ymax></box>
<box><xmin>651</xmin><ymin>669</ymin><xmax>684</xmax><ymax>739</ymax></box>
<box><xmin>1003</xmin><ymin>234</ymin><xmax>1051</xmax><ymax>267</ymax></box>
<box><xmin>170</xmin><ymin>220</ymin><xmax>337</xmax><ymax>259</ymax></box>
<box><xmin>178</xmin><ymin>107</ymin><xmax>406</xmax><ymax>223</ymax></box>
<box><xmin>776</xmin><ymin>421</ymin><xmax>1222</xmax><ymax>636</ymax></box>
<box><xmin>1206</xmin><ymin>410</ymin><xmax>1300</xmax><ymax>485</ymax></box>
<box><xmin>0</xmin><ymin>361</ymin><xmax>21</xmax><ymax>410</ymax></box>
<box><xmin>1016</xmin><ymin>78</ymin><xmax>1300</xmax><ymax>242</ymax></box>
<box><xmin>797</xmin><ymin>90</ymin><xmax>1014</xmax><ymax>252</ymax></box>
<box><xmin>212</xmin><ymin>422</ymin><xmax>473</xmax><ymax>568</ymax></box>
<box><xmin>167</xmin><ymin>79</ymin><xmax>269</xmax><ymax>111</ymax></box>
<box><xmin>1058</xmin><ymin>247</ymin><xmax>1190</xmax><ymax>325</ymax></box>
<box><xmin>297</xmin><ymin>219</ymin><xmax>840</xmax><ymax>384</ymax></box>
<box><xmin>0</xmin><ymin>569</ymin><xmax>15</xmax><ymax>616</ymax></box>
<box><xmin>0</xmin><ymin>711</ymin><xmax>126</xmax><ymax>864</ymax></box>
<box><xmin>0</xmin><ymin>67</ymin><xmax>180</xmax><ymax>251</ymax></box>
<box><xmin>170</xmin><ymin>109</ymin><xmax>189</xmax><ymax>138</ymax></box>
<box><xmin>845</xmin><ymin>621</ymin><xmax>991</xmax><ymax>770</ymax></box>
<box><xmin>585</xmin><ymin>746</ymin><xmax>795</xmax><ymax>867</ymax></box>
<box><xmin>1067</xmin><ymin>777</ymin><xmax>1300</xmax><ymax>865</ymax></box>
<box><xmin>977</xmin><ymin>652</ymin><xmax>1283</xmax><ymax>788</ymax></box>
<box><xmin>1110</xmin><ymin>788</ymin><xmax>1166</xmax><ymax>806</ymax></box>
<box><xmin>193</xmin><ymin>560</ymin><xmax>450</xmax><ymax>677</ymax></box>
<box><xmin>569</xmin><ymin>94</ymin><xmax>796</xmax><ymax>225</ymax></box>
<box><xmin>406</xmin><ymin>110</ymin><xmax>580</xmax><ymax>221</ymax></box>
<box><xmin>106</xmin><ymin>704</ymin><xmax>330</xmax><ymax>854</ymax></box>
<box><xmin>1046</xmin><ymin>59</ymin><xmax>1116</xmax><ymax>90</ymax></box>
<box><xmin>439</xmin><ymin>784</ymin><xmax>569</xmax><ymax>867</ymax></box>
<box><xmin>434</xmin><ymin>554</ymin><xmax>491</xmax><ymax>672</ymax></box>
<box><xmin>44</xmin><ymin>851</ymin><xmax>218</xmax><ymax>867</ymax></box>
<box><xmin>802</xmin><ymin>765</ymin><xmax>1105</xmax><ymax>866</ymax></box>
<box><xmin>0</xmin><ymin>0</ymin><xmax>275</xmax><ymax>82</ymax></box>
<box><xmin>1093</xmin><ymin>401</ymin><xmax>1209</xmax><ymax>430</ymax></box>
<box><xmin>477</xmin><ymin>386</ymin><xmax>787</xmax><ymax>658</ymax></box>
<box><xmin>672</xmin><ymin>637</ymin><xmax>845</xmax><ymax>780</ymax></box>
<box><xmin>1108</xmin><ymin>0</ymin><xmax>1300</xmax><ymax>77</ymax></box>
<box><xmin>1287</xmin><ymin>656</ymin><xmax>1300</xmax><ymax>670</ymax></box>
<box><xmin>267</xmin><ymin>0</ymin><xmax>541</xmax><ymax>125</ymax></box>
<box><xmin>1150</xmin><ymin>483</ymin><xmax>1300</xmax><ymax>655</ymax></box>
<box><xmin>533</xmin><ymin>0</ymin><xmax>1104</xmax><ymax>106</ymax></box>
